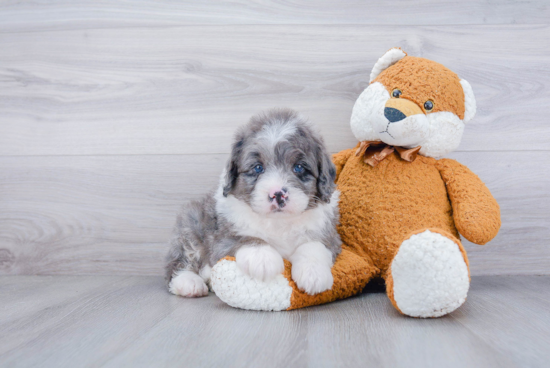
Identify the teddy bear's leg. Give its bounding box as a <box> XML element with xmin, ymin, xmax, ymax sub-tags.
<box><xmin>385</xmin><ymin>228</ymin><xmax>470</xmax><ymax>318</ymax></box>
<box><xmin>211</xmin><ymin>248</ymin><xmax>378</xmax><ymax>311</ymax></box>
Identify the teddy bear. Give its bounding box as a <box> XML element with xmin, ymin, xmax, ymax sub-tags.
<box><xmin>210</xmin><ymin>48</ymin><xmax>501</xmax><ymax>318</ymax></box>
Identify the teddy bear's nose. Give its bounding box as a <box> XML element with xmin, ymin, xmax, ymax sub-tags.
<box><xmin>384</xmin><ymin>107</ymin><xmax>407</xmax><ymax>123</ymax></box>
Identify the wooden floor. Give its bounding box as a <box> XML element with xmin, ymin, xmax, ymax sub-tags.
<box><xmin>0</xmin><ymin>275</ymin><xmax>548</xmax><ymax>368</ymax></box>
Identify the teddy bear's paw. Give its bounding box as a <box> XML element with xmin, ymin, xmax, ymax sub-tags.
<box><xmin>389</xmin><ymin>230</ymin><xmax>470</xmax><ymax>318</ymax></box>
<box><xmin>291</xmin><ymin>262</ymin><xmax>333</xmax><ymax>295</ymax></box>
<box><xmin>168</xmin><ymin>270</ymin><xmax>209</xmax><ymax>298</ymax></box>
<box><xmin>235</xmin><ymin>245</ymin><xmax>285</xmax><ymax>282</ymax></box>
<box><xmin>210</xmin><ymin>258</ymin><xmax>292</xmax><ymax>311</ymax></box>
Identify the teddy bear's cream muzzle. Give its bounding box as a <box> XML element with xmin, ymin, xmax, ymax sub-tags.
<box><xmin>384</xmin><ymin>98</ymin><xmax>424</xmax><ymax>123</ymax></box>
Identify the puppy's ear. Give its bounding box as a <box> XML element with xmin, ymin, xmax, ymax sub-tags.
<box><xmin>316</xmin><ymin>146</ymin><xmax>336</xmax><ymax>203</ymax></box>
<box><xmin>222</xmin><ymin>135</ymin><xmax>244</xmax><ymax>197</ymax></box>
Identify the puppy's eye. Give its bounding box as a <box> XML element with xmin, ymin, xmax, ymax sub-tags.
<box><xmin>424</xmin><ymin>100</ymin><xmax>434</xmax><ymax>112</ymax></box>
<box><xmin>293</xmin><ymin>164</ymin><xmax>305</xmax><ymax>174</ymax></box>
<box><xmin>392</xmin><ymin>89</ymin><xmax>402</xmax><ymax>98</ymax></box>
<box><xmin>253</xmin><ymin>164</ymin><xmax>264</xmax><ymax>174</ymax></box>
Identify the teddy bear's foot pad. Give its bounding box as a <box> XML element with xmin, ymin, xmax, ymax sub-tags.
<box><xmin>389</xmin><ymin>230</ymin><xmax>470</xmax><ymax>318</ymax></box>
<box><xmin>211</xmin><ymin>258</ymin><xmax>292</xmax><ymax>311</ymax></box>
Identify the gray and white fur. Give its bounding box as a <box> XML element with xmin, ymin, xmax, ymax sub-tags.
<box><xmin>165</xmin><ymin>109</ymin><xmax>341</xmax><ymax>297</ymax></box>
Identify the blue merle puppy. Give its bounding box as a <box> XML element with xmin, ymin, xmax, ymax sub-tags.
<box><xmin>166</xmin><ymin>109</ymin><xmax>341</xmax><ymax>297</ymax></box>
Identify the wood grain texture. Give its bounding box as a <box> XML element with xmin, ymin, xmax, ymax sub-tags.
<box><xmin>1</xmin><ymin>25</ymin><xmax>549</xmax><ymax>156</ymax></box>
<box><xmin>1</xmin><ymin>0</ymin><xmax>549</xmax><ymax>30</ymax></box>
<box><xmin>0</xmin><ymin>2</ymin><xmax>548</xmax><ymax>277</ymax></box>
<box><xmin>0</xmin><ymin>154</ymin><xmax>226</xmax><ymax>275</ymax></box>
<box><xmin>1</xmin><ymin>275</ymin><xmax>549</xmax><ymax>367</ymax></box>
<box><xmin>1</xmin><ymin>151</ymin><xmax>548</xmax><ymax>276</ymax></box>
<box><xmin>452</xmin><ymin>276</ymin><xmax>550</xmax><ymax>368</ymax></box>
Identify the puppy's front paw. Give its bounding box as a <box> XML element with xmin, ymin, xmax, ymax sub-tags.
<box><xmin>236</xmin><ymin>245</ymin><xmax>284</xmax><ymax>282</ymax></box>
<box><xmin>169</xmin><ymin>271</ymin><xmax>209</xmax><ymax>297</ymax></box>
<box><xmin>291</xmin><ymin>262</ymin><xmax>333</xmax><ymax>295</ymax></box>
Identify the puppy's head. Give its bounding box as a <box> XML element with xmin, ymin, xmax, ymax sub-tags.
<box><xmin>222</xmin><ymin>109</ymin><xmax>336</xmax><ymax>216</ymax></box>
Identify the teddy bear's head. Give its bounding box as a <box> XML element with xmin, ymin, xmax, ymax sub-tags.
<box><xmin>350</xmin><ymin>48</ymin><xmax>476</xmax><ymax>158</ymax></box>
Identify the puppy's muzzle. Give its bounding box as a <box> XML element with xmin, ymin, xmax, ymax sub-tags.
<box><xmin>269</xmin><ymin>188</ymin><xmax>288</xmax><ymax>208</ymax></box>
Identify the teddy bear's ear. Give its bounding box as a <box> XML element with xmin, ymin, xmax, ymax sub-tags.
<box><xmin>460</xmin><ymin>79</ymin><xmax>476</xmax><ymax>123</ymax></box>
<box><xmin>369</xmin><ymin>48</ymin><xmax>407</xmax><ymax>83</ymax></box>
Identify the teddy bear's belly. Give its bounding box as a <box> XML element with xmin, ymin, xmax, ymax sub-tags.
<box><xmin>336</xmin><ymin>154</ymin><xmax>458</xmax><ymax>273</ymax></box>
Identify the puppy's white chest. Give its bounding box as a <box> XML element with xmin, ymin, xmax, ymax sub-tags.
<box><xmin>256</xmin><ymin>225</ymin><xmax>307</xmax><ymax>259</ymax></box>
<box><xmin>216</xmin><ymin>189</ymin><xmax>337</xmax><ymax>259</ymax></box>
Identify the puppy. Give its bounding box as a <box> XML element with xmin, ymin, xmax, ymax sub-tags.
<box><xmin>165</xmin><ymin>109</ymin><xmax>341</xmax><ymax>297</ymax></box>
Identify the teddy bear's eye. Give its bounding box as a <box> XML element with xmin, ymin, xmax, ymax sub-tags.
<box><xmin>392</xmin><ymin>89</ymin><xmax>402</xmax><ymax>98</ymax></box>
<box><xmin>424</xmin><ymin>100</ymin><xmax>434</xmax><ymax>112</ymax></box>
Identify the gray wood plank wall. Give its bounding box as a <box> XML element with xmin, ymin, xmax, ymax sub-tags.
<box><xmin>1</xmin><ymin>1</ymin><xmax>549</xmax><ymax>276</ymax></box>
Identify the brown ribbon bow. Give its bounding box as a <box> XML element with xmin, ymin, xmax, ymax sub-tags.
<box><xmin>355</xmin><ymin>141</ymin><xmax>422</xmax><ymax>167</ymax></box>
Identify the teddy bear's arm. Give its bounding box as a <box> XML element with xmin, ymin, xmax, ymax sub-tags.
<box><xmin>436</xmin><ymin>158</ymin><xmax>501</xmax><ymax>245</ymax></box>
<box><xmin>332</xmin><ymin>148</ymin><xmax>354</xmax><ymax>183</ymax></box>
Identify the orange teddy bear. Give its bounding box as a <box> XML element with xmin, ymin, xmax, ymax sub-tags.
<box><xmin>211</xmin><ymin>48</ymin><xmax>501</xmax><ymax>318</ymax></box>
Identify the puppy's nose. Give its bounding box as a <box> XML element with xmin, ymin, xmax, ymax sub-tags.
<box><xmin>269</xmin><ymin>188</ymin><xmax>288</xmax><ymax>207</ymax></box>
<box><xmin>273</xmin><ymin>192</ymin><xmax>286</xmax><ymax>206</ymax></box>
